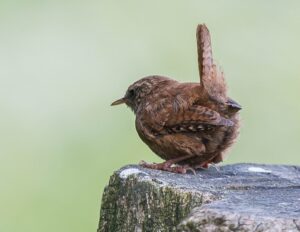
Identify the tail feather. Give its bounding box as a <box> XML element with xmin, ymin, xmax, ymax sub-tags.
<box><xmin>196</xmin><ymin>24</ymin><xmax>227</xmax><ymax>102</ymax></box>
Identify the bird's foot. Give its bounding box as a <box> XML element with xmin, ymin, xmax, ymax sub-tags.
<box><xmin>208</xmin><ymin>163</ymin><xmax>221</xmax><ymax>172</ymax></box>
<box><xmin>194</xmin><ymin>162</ymin><xmax>220</xmax><ymax>172</ymax></box>
<box><xmin>181</xmin><ymin>165</ymin><xmax>196</xmax><ymax>175</ymax></box>
<box><xmin>194</xmin><ymin>162</ymin><xmax>209</xmax><ymax>170</ymax></box>
<box><xmin>139</xmin><ymin>160</ymin><xmax>172</xmax><ymax>170</ymax></box>
<box><xmin>139</xmin><ymin>161</ymin><xmax>196</xmax><ymax>174</ymax></box>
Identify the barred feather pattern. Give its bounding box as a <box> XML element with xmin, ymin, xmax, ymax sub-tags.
<box><xmin>197</xmin><ymin>24</ymin><xmax>227</xmax><ymax>102</ymax></box>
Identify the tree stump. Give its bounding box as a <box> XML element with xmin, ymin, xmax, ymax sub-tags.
<box><xmin>98</xmin><ymin>163</ymin><xmax>300</xmax><ymax>232</ymax></box>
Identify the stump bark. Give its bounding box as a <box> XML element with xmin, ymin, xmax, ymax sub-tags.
<box><xmin>98</xmin><ymin>163</ymin><xmax>300</xmax><ymax>232</ymax></box>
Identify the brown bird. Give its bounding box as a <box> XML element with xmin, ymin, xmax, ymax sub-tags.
<box><xmin>111</xmin><ymin>24</ymin><xmax>241</xmax><ymax>173</ymax></box>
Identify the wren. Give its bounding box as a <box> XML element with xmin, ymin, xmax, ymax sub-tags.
<box><xmin>111</xmin><ymin>24</ymin><xmax>241</xmax><ymax>173</ymax></box>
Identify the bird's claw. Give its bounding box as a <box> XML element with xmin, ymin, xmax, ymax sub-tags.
<box><xmin>139</xmin><ymin>161</ymin><xmax>196</xmax><ymax>174</ymax></box>
<box><xmin>194</xmin><ymin>162</ymin><xmax>221</xmax><ymax>172</ymax></box>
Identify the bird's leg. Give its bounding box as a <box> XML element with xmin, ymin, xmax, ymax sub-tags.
<box><xmin>139</xmin><ymin>154</ymin><xmax>195</xmax><ymax>174</ymax></box>
<box><xmin>179</xmin><ymin>165</ymin><xmax>196</xmax><ymax>175</ymax></box>
<box><xmin>208</xmin><ymin>163</ymin><xmax>221</xmax><ymax>172</ymax></box>
<box><xmin>193</xmin><ymin>154</ymin><xmax>221</xmax><ymax>172</ymax></box>
<box><xmin>194</xmin><ymin>162</ymin><xmax>220</xmax><ymax>172</ymax></box>
<box><xmin>194</xmin><ymin>161</ymin><xmax>210</xmax><ymax>170</ymax></box>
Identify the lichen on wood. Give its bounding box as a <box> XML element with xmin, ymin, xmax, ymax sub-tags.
<box><xmin>98</xmin><ymin>167</ymin><xmax>215</xmax><ymax>232</ymax></box>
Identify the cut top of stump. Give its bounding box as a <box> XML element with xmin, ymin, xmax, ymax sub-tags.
<box><xmin>98</xmin><ymin>163</ymin><xmax>300</xmax><ymax>232</ymax></box>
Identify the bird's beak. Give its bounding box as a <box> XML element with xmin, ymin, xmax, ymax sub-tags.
<box><xmin>111</xmin><ymin>98</ymin><xmax>126</xmax><ymax>106</ymax></box>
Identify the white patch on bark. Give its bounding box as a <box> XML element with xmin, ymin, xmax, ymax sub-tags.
<box><xmin>120</xmin><ymin>168</ymin><xmax>147</xmax><ymax>178</ymax></box>
<box><xmin>248</xmin><ymin>167</ymin><xmax>271</xmax><ymax>173</ymax></box>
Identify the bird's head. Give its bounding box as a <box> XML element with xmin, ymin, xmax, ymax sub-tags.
<box><xmin>111</xmin><ymin>76</ymin><xmax>174</xmax><ymax>113</ymax></box>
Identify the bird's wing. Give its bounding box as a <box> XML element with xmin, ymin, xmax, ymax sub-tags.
<box><xmin>150</xmin><ymin>101</ymin><xmax>234</xmax><ymax>134</ymax></box>
<box><xmin>196</xmin><ymin>24</ymin><xmax>227</xmax><ymax>102</ymax></box>
<box><xmin>164</xmin><ymin>105</ymin><xmax>233</xmax><ymax>127</ymax></box>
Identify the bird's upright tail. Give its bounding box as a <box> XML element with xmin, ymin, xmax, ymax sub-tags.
<box><xmin>196</xmin><ymin>24</ymin><xmax>227</xmax><ymax>103</ymax></box>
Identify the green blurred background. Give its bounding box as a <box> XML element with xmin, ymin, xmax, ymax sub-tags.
<box><xmin>1</xmin><ymin>1</ymin><xmax>300</xmax><ymax>231</ymax></box>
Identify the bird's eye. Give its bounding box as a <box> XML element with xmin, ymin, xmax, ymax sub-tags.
<box><xmin>128</xmin><ymin>89</ymin><xmax>135</xmax><ymax>98</ymax></box>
